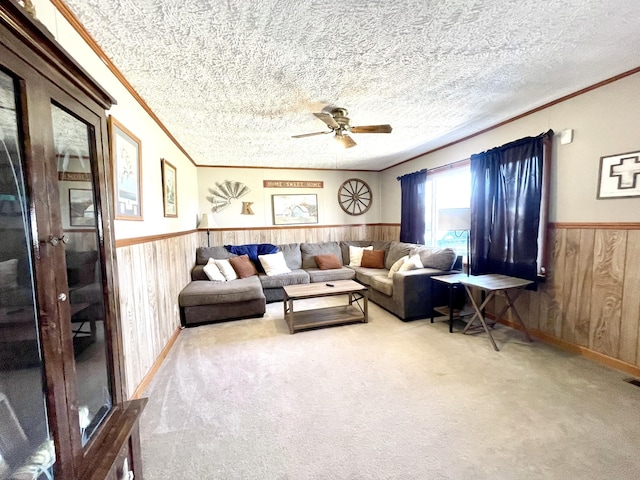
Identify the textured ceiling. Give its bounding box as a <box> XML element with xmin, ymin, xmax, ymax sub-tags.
<box><xmin>61</xmin><ymin>0</ymin><xmax>640</xmax><ymax>171</ymax></box>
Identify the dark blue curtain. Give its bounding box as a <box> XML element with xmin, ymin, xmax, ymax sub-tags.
<box><xmin>470</xmin><ymin>130</ymin><xmax>552</xmax><ymax>283</ymax></box>
<box><xmin>397</xmin><ymin>169</ymin><xmax>427</xmax><ymax>244</ymax></box>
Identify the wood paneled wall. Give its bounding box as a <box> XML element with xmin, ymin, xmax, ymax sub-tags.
<box><xmin>494</xmin><ymin>226</ymin><xmax>640</xmax><ymax>373</ymax></box>
<box><xmin>201</xmin><ymin>224</ymin><xmax>401</xmax><ymax>247</ymax></box>
<box><xmin>116</xmin><ymin>232</ymin><xmax>199</xmax><ymax>398</ymax></box>
<box><xmin>116</xmin><ymin>223</ymin><xmax>640</xmax><ymax>398</ymax></box>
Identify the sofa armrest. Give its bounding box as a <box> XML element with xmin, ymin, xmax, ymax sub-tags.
<box><xmin>391</xmin><ymin>268</ymin><xmax>450</xmax><ymax>318</ymax></box>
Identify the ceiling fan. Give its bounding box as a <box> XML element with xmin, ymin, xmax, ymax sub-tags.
<box><xmin>292</xmin><ymin>107</ymin><xmax>392</xmax><ymax>148</ymax></box>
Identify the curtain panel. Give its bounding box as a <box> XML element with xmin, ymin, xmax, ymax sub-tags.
<box><xmin>397</xmin><ymin>169</ymin><xmax>427</xmax><ymax>244</ymax></box>
<box><xmin>470</xmin><ymin>130</ymin><xmax>552</xmax><ymax>283</ymax></box>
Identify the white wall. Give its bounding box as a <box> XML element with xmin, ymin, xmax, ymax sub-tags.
<box><xmin>34</xmin><ymin>0</ymin><xmax>199</xmax><ymax>239</ymax></box>
<box><xmin>381</xmin><ymin>72</ymin><xmax>640</xmax><ymax>223</ymax></box>
<box><xmin>197</xmin><ymin>168</ymin><xmax>380</xmax><ymax>228</ymax></box>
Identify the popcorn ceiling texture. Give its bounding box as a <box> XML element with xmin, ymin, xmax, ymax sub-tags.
<box><xmin>62</xmin><ymin>0</ymin><xmax>640</xmax><ymax>170</ymax></box>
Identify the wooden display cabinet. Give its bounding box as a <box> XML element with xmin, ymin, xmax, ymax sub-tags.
<box><xmin>0</xmin><ymin>2</ymin><xmax>146</xmax><ymax>479</ymax></box>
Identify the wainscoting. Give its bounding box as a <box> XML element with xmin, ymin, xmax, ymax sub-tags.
<box><xmin>114</xmin><ymin>222</ymin><xmax>640</xmax><ymax>399</ymax></box>
<box><xmin>116</xmin><ymin>232</ymin><xmax>199</xmax><ymax>398</ymax></box>
<box><xmin>494</xmin><ymin>224</ymin><xmax>640</xmax><ymax>374</ymax></box>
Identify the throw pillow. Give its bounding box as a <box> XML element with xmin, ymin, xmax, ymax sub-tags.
<box><xmin>360</xmin><ymin>249</ymin><xmax>385</xmax><ymax>269</ymax></box>
<box><xmin>203</xmin><ymin>258</ymin><xmax>226</xmax><ymax>282</ymax></box>
<box><xmin>229</xmin><ymin>254</ymin><xmax>258</xmax><ymax>278</ymax></box>
<box><xmin>259</xmin><ymin>251</ymin><xmax>292</xmax><ymax>276</ymax></box>
<box><xmin>398</xmin><ymin>254</ymin><xmax>424</xmax><ymax>272</ymax></box>
<box><xmin>0</xmin><ymin>258</ymin><xmax>18</xmax><ymax>290</ymax></box>
<box><xmin>348</xmin><ymin>245</ymin><xmax>373</xmax><ymax>267</ymax></box>
<box><xmin>315</xmin><ymin>253</ymin><xmax>342</xmax><ymax>270</ymax></box>
<box><xmin>388</xmin><ymin>255</ymin><xmax>409</xmax><ymax>278</ymax></box>
<box><xmin>214</xmin><ymin>258</ymin><xmax>238</xmax><ymax>281</ymax></box>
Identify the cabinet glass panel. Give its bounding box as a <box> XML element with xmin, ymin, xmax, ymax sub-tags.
<box><xmin>51</xmin><ymin>103</ymin><xmax>112</xmax><ymax>446</ymax></box>
<box><xmin>0</xmin><ymin>70</ymin><xmax>55</xmax><ymax>479</ymax></box>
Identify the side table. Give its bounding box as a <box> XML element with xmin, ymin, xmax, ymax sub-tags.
<box><xmin>430</xmin><ymin>273</ymin><xmax>470</xmax><ymax>333</ymax></box>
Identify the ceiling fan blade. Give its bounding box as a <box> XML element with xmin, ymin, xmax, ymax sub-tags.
<box><xmin>335</xmin><ymin>133</ymin><xmax>357</xmax><ymax>148</ymax></box>
<box><xmin>314</xmin><ymin>112</ymin><xmax>340</xmax><ymax>129</ymax></box>
<box><xmin>350</xmin><ymin>124</ymin><xmax>393</xmax><ymax>134</ymax></box>
<box><xmin>291</xmin><ymin>130</ymin><xmax>332</xmax><ymax>138</ymax></box>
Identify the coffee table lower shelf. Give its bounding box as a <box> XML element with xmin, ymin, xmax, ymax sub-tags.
<box><xmin>285</xmin><ymin>304</ymin><xmax>367</xmax><ymax>334</ymax></box>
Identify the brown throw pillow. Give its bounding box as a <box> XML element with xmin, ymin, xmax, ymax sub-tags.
<box><xmin>229</xmin><ymin>254</ymin><xmax>258</xmax><ymax>278</ymax></box>
<box><xmin>315</xmin><ymin>254</ymin><xmax>342</xmax><ymax>270</ymax></box>
<box><xmin>360</xmin><ymin>249</ymin><xmax>385</xmax><ymax>269</ymax></box>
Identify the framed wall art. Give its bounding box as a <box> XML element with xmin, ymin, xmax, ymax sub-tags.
<box><xmin>109</xmin><ymin>116</ymin><xmax>143</xmax><ymax>220</ymax></box>
<box><xmin>597</xmin><ymin>150</ymin><xmax>640</xmax><ymax>199</ymax></box>
<box><xmin>69</xmin><ymin>188</ymin><xmax>94</xmax><ymax>227</ymax></box>
<box><xmin>272</xmin><ymin>194</ymin><xmax>318</xmax><ymax>225</ymax></box>
<box><xmin>161</xmin><ymin>158</ymin><xmax>178</xmax><ymax>217</ymax></box>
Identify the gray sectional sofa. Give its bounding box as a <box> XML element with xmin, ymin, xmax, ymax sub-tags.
<box><xmin>178</xmin><ymin>240</ymin><xmax>460</xmax><ymax>327</ymax></box>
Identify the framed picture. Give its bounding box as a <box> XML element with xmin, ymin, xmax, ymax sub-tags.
<box><xmin>161</xmin><ymin>158</ymin><xmax>178</xmax><ymax>217</ymax></box>
<box><xmin>272</xmin><ymin>194</ymin><xmax>318</xmax><ymax>225</ymax></box>
<box><xmin>109</xmin><ymin>116</ymin><xmax>142</xmax><ymax>220</ymax></box>
<box><xmin>597</xmin><ymin>150</ymin><xmax>640</xmax><ymax>199</ymax></box>
<box><xmin>69</xmin><ymin>188</ymin><xmax>94</xmax><ymax>227</ymax></box>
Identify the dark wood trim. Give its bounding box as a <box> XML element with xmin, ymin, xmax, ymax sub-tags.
<box><xmin>49</xmin><ymin>0</ymin><xmax>198</xmax><ymax>167</ymax></box>
<box><xmin>115</xmin><ymin>230</ymin><xmax>197</xmax><ymax>248</ymax></box>
<box><xmin>383</xmin><ymin>66</ymin><xmax>640</xmax><ymax>172</ymax></box>
<box><xmin>130</xmin><ymin>327</ymin><xmax>181</xmax><ymax>400</ymax></box>
<box><xmin>0</xmin><ymin>0</ymin><xmax>114</xmax><ymax>108</ymax></box>
<box><xmin>550</xmin><ymin>222</ymin><xmax>640</xmax><ymax>230</ymax></box>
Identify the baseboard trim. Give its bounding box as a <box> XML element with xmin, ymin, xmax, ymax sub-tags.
<box><xmin>130</xmin><ymin>327</ymin><xmax>182</xmax><ymax>400</ymax></box>
<box><xmin>497</xmin><ymin>318</ymin><xmax>640</xmax><ymax>378</ymax></box>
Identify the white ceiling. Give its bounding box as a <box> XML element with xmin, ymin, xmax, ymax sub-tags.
<box><xmin>62</xmin><ymin>0</ymin><xmax>640</xmax><ymax>171</ymax></box>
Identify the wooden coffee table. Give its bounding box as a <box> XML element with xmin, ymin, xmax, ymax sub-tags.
<box><xmin>283</xmin><ymin>280</ymin><xmax>368</xmax><ymax>334</ymax></box>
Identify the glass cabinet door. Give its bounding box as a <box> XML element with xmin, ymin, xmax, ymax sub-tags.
<box><xmin>0</xmin><ymin>70</ymin><xmax>55</xmax><ymax>479</ymax></box>
<box><xmin>51</xmin><ymin>103</ymin><xmax>112</xmax><ymax>446</ymax></box>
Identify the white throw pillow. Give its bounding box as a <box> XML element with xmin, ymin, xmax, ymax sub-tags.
<box><xmin>259</xmin><ymin>251</ymin><xmax>292</xmax><ymax>276</ymax></box>
<box><xmin>349</xmin><ymin>245</ymin><xmax>373</xmax><ymax>267</ymax></box>
<box><xmin>203</xmin><ymin>258</ymin><xmax>226</xmax><ymax>282</ymax></box>
<box><xmin>398</xmin><ymin>254</ymin><xmax>424</xmax><ymax>272</ymax></box>
<box><xmin>387</xmin><ymin>255</ymin><xmax>409</xmax><ymax>278</ymax></box>
<box><xmin>214</xmin><ymin>258</ymin><xmax>238</xmax><ymax>281</ymax></box>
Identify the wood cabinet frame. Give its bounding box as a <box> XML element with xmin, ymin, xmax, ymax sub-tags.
<box><xmin>0</xmin><ymin>2</ymin><xmax>146</xmax><ymax>478</ymax></box>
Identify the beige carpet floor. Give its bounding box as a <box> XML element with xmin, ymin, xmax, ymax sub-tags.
<box><xmin>139</xmin><ymin>296</ymin><xmax>640</xmax><ymax>479</ymax></box>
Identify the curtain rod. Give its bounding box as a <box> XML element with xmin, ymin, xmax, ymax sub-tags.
<box><xmin>427</xmin><ymin>158</ymin><xmax>470</xmax><ymax>175</ymax></box>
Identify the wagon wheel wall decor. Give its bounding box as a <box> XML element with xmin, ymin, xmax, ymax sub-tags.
<box><xmin>338</xmin><ymin>178</ymin><xmax>372</xmax><ymax>215</ymax></box>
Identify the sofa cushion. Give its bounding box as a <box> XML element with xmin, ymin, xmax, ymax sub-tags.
<box><xmin>306</xmin><ymin>267</ymin><xmax>355</xmax><ymax>283</ymax></box>
<box><xmin>278</xmin><ymin>243</ymin><xmax>302</xmax><ymax>270</ymax></box>
<box><xmin>259</xmin><ymin>269</ymin><xmax>309</xmax><ymax>289</ymax></box>
<box><xmin>413</xmin><ymin>246</ymin><xmax>457</xmax><ymax>271</ymax></box>
<box><xmin>259</xmin><ymin>251</ymin><xmax>292</xmax><ymax>276</ymax></box>
<box><xmin>215</xmin><ymin>259</ymin><xmax>238</xmax><ymax>281</ymax></box>
<box><xmin>225</xmin><ymin>244</ymin><xmax>278</xmax><ymax>272</ymax></box>
<box><xmin>348</xmin><ymin>245</ymin><xmax>372</xmax><ymax>266</ymax></box>
<box><xmin>351</xmin><ymin>266</ymin><xmax>389</xmax><ymax>286</ymax></box>
<box><xmin>385</xmin><ymin>242</ymin><xmax>417</xmax><ymax>269</ymax></box>
<box><xmin>229</xmin><ymin>254</ymin><xmax>258</xmax><ymax>278</ymax></box>
<box><xmin>203</xmin><ymin>259</ymin><xmax>226</xmax><ymax>282</ymax></box>
<box><xmin>340</xmin><ymin>241</ymin><xmax>391</xmax><ymax>265</ymax></box>
<box><xmin>360</xmin><ymin>249</ymin><xmax>385</xmax><ymax>269</ymax></box>
<box><xmin>387</xmin><ymin>255</ymin><xmax>409</xmax><ymax>278</ymax></box>
<box><xmin>179</xmin><ymin>277</ymin><xmax>264</xmax><ymax>307</ymax></box>
<box><xmin>196</xmin><ymin>246</ymin><xmax>232</xmax><ymax>265</ymax></box>
<box><xmin>399</xmin><ymin>254</ymin><xmax>423</xmax><ymax>271</ymax></box>
<box><xmin>315</xmin><ymin>254</ymin><xmax>342</xmax><ymax>270</ymax></box>
<box><xmin>370</xmin><ymin>275</ymin><xmax>393</xmax><ymax>297</ymax></box>
<box><xmin>301</xmin><ymin>242</ymin><xmax>342</xmax><ymax>269</ymax></box>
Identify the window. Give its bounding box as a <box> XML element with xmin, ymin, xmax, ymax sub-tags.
<box><xmin>424</xmin><ymin>163</ymin><xmax>471</xmax><ymax>257</ymax></box>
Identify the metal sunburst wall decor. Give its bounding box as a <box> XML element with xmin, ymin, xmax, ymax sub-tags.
<box><xmin>206</xmin><ymin>180</ymin><xmax>250</xmax><ymax>212</ymax></box>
